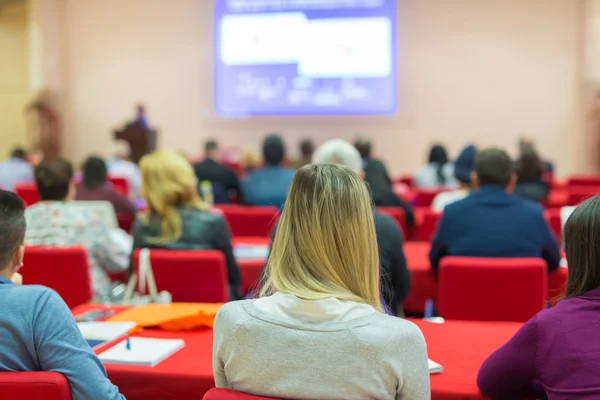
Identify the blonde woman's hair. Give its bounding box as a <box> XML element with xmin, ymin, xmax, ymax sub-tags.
<box><xmin>260</xmin><ymin>164</ymin><xmax>382</xmax><ymax>311</ymax></box>
<box><xmin>140</xmin><ymin>149</ymin><xmax>209</xmax><ymax>244</ymax></box>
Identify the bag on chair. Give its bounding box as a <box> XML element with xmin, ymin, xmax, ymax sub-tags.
<box><xmin>122</xmin><ymin>248</ymin><xmax>172</xmax><ymax>305</ymax></box>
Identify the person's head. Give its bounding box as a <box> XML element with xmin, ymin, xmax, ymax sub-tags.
<box><xmin>11</xmin><ymin>148</ymin><xmax>28</xmax><ymax>161</ymax></box>
<box><xmin>472</xmin><ymin>148</ymin><xmax>515</xmax><ymax>191</ymax></box>
<box><xmin>241</xmin><ymin>148</ymin><xmax>260</xmax><ymax>172</ymax></box>
<box><xmin>517</xmin><ymin>150</ymin><xmax>543</xmax><ymax>181</ymax></box>
<box><xmin>204</xmin><ymin>139</ymin><xmax>219</xmax><ymax>159</ymax></box>
<box><xmin>136</xmin><ymin>104</ymin><xmax>145</xmax><ymax>117</ymax></box>
<box><xmin>113</xmin><ymin>139</ymin><xmax>132</xmax><ymax>161</ymax></box>
<box><xmin>454</xmin><ymin>145</ymin><xmax>477</xmax><ymax>187</ymax></box>
<box><xmin>564</xmin><ymin>196</ymin><xmax>600</xmax><ymax>298</ymax></box>
<box><xmin>299</xmin><ymin>139</ymin><xmax>314</xmax><ymax>159</ymax></box>
<box><xmin>428</xmin><ymin>144</ymin><xmax>448</xmax><ymax>165</ymax></box>
<box><xmin>263</xmin><ymin>134</ymin><xmax>285</xmax><ymax>166</ymax></box>
<box><xmin>140</xmin><ymin>150</ymin><xmax>208</xmax><ymax>244</ymax></box>
<box><xmin>261</xmin><ymin>164</ymin><xmax>381</xmax><ymax>310</ymax></box>
<box><xmin>0</xmin><ymin>191</ymin><xmax>26</xmax><ymax>279</ymax></box>
<box><xmin>82</xmin><ymin>156</ymin><xmax>108</xmax><ymax>189</ymax></box>
<box><xmin>354</xmin><ymin>136</ymin><xmax>372</xmax><ymax>159</ymax></box>
<box><xmin>34</xmin><ymin>157</ymin><xmax>75</xmax><ymax>201</ymax></box>
<box><xmin>312</xmin><ymin>139</ymin><xmax>363</xmax><ymax>175</ymax></box>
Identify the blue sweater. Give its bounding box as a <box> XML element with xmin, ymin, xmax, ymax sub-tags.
<box><xmin>242</xmin><ymin>166</ymin><xmax>295</xmax><ymax>208</ymax></box>
<box><xmin>0</xmin><ymin>275</ymin><xmax>124</xmax><ymax>400</ymax></box>
<box><xmin>429</xmin><ymin>186</ymin><xmax>561</xmax><ymax>272</ymax></box>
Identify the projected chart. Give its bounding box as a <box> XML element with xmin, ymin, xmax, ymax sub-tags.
<box><xmin>215</xmin><ymin>0</ymin><xmax>397</xmax><ymax>116</ymax></box>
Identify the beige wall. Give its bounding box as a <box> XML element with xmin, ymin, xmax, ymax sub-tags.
<box><xmin>0</xmin><ymin>1</ymin><xmax>29</xmax><ymax>156</ymax></box>
<box><xmin>53</xmin><ymin>0</ymin><xmax>583</xmax><ymax>176</ymax></box>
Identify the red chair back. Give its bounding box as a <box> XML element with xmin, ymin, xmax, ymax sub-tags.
<box><xmin>108</xmin><ymin>176</ymin><xmax>129</xmax><ymax>198</ymax></box>
<box><xmin>15</xmin><ymin>182</ymin><xmax>39</xmax><ymax>207</ymax></box>
<box><xmin>133</xmin><ymin>249</ymin><xmax>228</xmax><ymax>302</ymax></box>
<box><xmin>438</xmin><ymin>257</ymin><xmax>547</xmax><ymax>322</ymax></box>
<box><xmin>117</xmin><ymin>213</ymin><xmax>135</xmax><ymax>233</ymax></box>
<box><xmin>544</xmin><ymin>208</ymin><xmax>561</xmax><ymax>241</ymax></box>
<box><xmin>414</xmin><ymin>189</ymin><xmax>447</xmax><ymax>207</ymax></box>
<box><xmin>567</xmin><ymin>175</ymin><xmax>600</xmax><ymax>187</ymax></box>
<box><xmin>203</xmin><ymin>388</ymin><xmax>280</xmax><ymax>400</ymax></box>
<box><xmin>376</xmin><ymin>207</ymin><xmax>407</xmax><ymax>236</ymax></box>
<box><xmin>567</xmin><ymin>186</ymin><xmax>600</xmax><ymax>206</ymax></box>
<box><xmin>0</xmin><ymin>372</ymin><xmax>71</xmax><ymax>400</ymax></box>
<box><xmin>21</xmin><ymin>247</ymin><xmax>92</xmax><ymax>309</ymax></box>
<box><xmin>418</xmin><ymin>209</ymin><xmax>441</xmax><ymax>241</ymax></box>
<box><xmin>215</xmin><ymin>205</ymin><xmax>278</xmax><ymax>238</ymax></box>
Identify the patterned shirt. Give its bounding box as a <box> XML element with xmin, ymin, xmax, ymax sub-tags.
<box><xmin>25</xmin><ymin>202</ymin><xmax>130</xmax><ymax>300</ymax></box>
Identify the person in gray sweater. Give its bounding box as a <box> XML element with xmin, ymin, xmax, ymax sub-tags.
<box><xmin>213</xmin><ymin>164</ymin><xmax>430</xmax><ymax>399</ymax></box>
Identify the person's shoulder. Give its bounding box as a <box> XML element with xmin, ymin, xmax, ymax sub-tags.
<box><xmin>7</xmin><ymin>284</ymin><xmax>61</xmax><ymax>308</ymax></box>
<box><xmin>214</xmin><ymin>300</ymin><xmax>251</xmax><ymax>329</ymax></box>
<box><xmin>359</xmin><ymin>314</ymin><xmax>425</xmax><ymax>347</ymax></box>
<box><xmin>373</xmin><ymin>211</ymin><xmax>401</xmax><ymax>233</ymax></box>
<box><xmin>443</xmin><ymin>194</ymin><xmax>473</xmax><ymax>214</ymax></box>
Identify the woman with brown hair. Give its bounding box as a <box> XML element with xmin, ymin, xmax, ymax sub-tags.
<box><xmin>478</xmin><ymin>196</ymin><xmax>600</xmax><ymax>399</ymax></box>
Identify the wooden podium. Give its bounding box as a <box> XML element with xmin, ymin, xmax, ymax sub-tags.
<box><xmin>114</xmin><ymin>123</ymin><xmax>157</xmax><ymax>164</ymax></box>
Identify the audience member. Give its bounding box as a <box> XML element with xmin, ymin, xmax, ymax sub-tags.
<box><xmin>193</xmin><ymin>139</ymin><xmax>242</xmax><ymax>203</ymax></box>
<box><xmin>429</xmin><ymin>148</ymin><xmax>560</xmax><ymax>271</ymax></box>
<box><xmin>514</xmin><ymin>149</ymin><xmax>549</xmax><ymax>203</ymax></box>
<box><xmin>354</xmin><ymin>136</ymin><xmax>415</xmax><ymax>227</ymax></box>
<box><xmin>76</xmin><ymin>156</ymin><xmax>136</xmax><ymax>216</ymax></box>
<box><xmin>25</xmin><ymin>157</ymin><xmax>130</xmax><ymax>300</ymax></box>
<box><xmin>240</xmin><ymin>148</ymin><xmax>260</xmax><ymax>173</ymax></box>
<box><xmin>213</xmin><ymin>164</ymin><xmax>430</xmax><ymax>399</ymax></box>
<box><xmin>107</xmin><ymin>139</ymin><xmax>141</xmax><ymax>200</ymax></box>
<box><xmin>414</xmin><ymin>144</ymin><xmax>456</xmax><ymax>188</ymax></box>
<box><xmin>294</xmin><ymin>139</ymin><xmax>314</xmax><ymax>169</ymax></box>
<box><xmin>518</xmin><ymin>137</ymin><xmax>554</xmax><ymax>173</ymax></box>
<box><xmin>432</xmin><ymin>145</ymin><xmax>477</xmax><ymax>211</ymax></box>
<box><xmin>478</xmin><ymin>196</ymin><xmax>600</xmax><ymax>399</ymax></box>
<box><xmin>132</xmin><ymin>150</ymin><xmax>241</xmax><ymax>299</ymax></box>
<box><xmin>242</xmin><ymin>134</ymin><xmax>295</xmax><ymax>208</ymax></box>
<box><xmin>0</xmin><ymin>148</ymin><xmax>34</xmax><ymax>192</ymax></box>
<box><xmin>0</xmin><ymin>190</ymin><xmax>124</xmax><ymax>400</ymax></box>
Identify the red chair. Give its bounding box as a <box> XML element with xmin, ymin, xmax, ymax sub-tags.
<box><xmin>0</xmin><ymin>372</ymin><xmax>71</xmax><ymax>400</ymax></box>
<box><xmin>132</xmin><ymin>250</ymin><xmax>229</xmax><ymax>302</ymax></box>
<box><xmin>203</xmin><ymin>388</ymin><xmax>280</xmax><ymax>400</ymax></box>
<box><xmin>567</xmin><ymin>175</ymin><xmax>600</xmax><ymax>187</ymax></box>
<box><xmin>117</xmin><ymin>213</ymin><xmax>135</xmax><ymax>233</ymax></box>
<box><xmin>376</xmin><ymin>207</ymin><xmax>407</xmax><ymax>236</ymax></box>
<box><xmin>544</xmin><ymin>208</ymin><xmax>562</xmax><ymax>241</ymax></box>
<box><xmin>21</xmin><ymin>247</ymin><xmax>92</xmax><ymax>309</ymax></box>
<box><xmin>567</xmin><ymin>186</ymin><xmax>600</xmax><ymax>206</ymax></box>
<box><xmin>15</xmin><ymin>182</ymin><xmax>39</xmax><ymax>207</ymax></box>
<box><xmin>215</xmin><ymin>205</ymin><xmax>279</xmax><ymax>238</ymax></box>
<box><xmin>108</xmin><ymin>176</ymin><xmax>129</xmax><ymax>198</ymax></box>
<box><xmin>414</xmin><ymin>189</ymin><xmax>447</xmax><ymax>207</ymax></box>
<box><xmin>417</xmin><ymin>209</ymin><xmax>441</xmax><ymax>241</ymax></box>
<box><xmin>438</xmin><ymin>257</ymin><xmax>547</xmax><ymax>322</ymax></box>
<box><xmin>392</xmin><ymin>175</ymin><xmax>413</xmax><ymax>187</ymax></box>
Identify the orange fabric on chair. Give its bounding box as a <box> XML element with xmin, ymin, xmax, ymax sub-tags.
<box><xmin>204</xmin><ymin>388</ymin><xmax>280</xmax><ymax>400</ymax></box>
<box><xmin>417</xmin><ymin>209</ymin><xmax>441</xmax><ymax>241</ymax></box>
<box><xmin>108</xmin><ymin>176</ymin><xmax>129</xmax><ymax>198</ymax></box>
<box><xmin>376</xmin><ymin>207</ymin><xmax>407</xmax><ymax>236</ymax></box>
<box><xmin>132</xmin><ymin>249</ymin><xmax>229</xmax><ymax>303</ymax></box>
<box><xmin>15</xmin><ymin>182</ymin><xmax>39</xmax><ymax>207</ymax></box>
<box><xmin>414</xmin><ymin>189</ymin><xmax>447</xmax><ymax>207</ymax></box>
<box><xmin>215</xmin><ymin>205</ymin><xmax>278</xmax><ymax>237</ymax></box>
<box><xmin>0</xmin><ymin>372</ymin><xmax>71</xmax><ymax>400</ymax></box>
<box><xmin>21</xmin><ymin>247</ymin><xmax>92</xmax><ymax>309</ymax></box>
<box><xmin>438</xmin><ymin>257</ymin><xmax>547</xmax><ymax>322</ymax></box>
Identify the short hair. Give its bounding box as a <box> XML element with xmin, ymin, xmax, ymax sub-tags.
<box><xmin>428</xmin><ymin>144</ymin><xmax>448</xmax><ymax>165</ymax></box>
<box><xmin>354</xmin><ymin>136</ymin><xmax>371</xmax><ymax>159</ymax></box>
<box><xmin>204</xmin><ymin>139</ymin><xmax>219</xmax><ymax>154</ymax></box>
<box><xmin>263</xmin><ymin>134</ymin><xmax>285</xmax><ymax>166</ymax></box>
<box><xmin>0</xmin><ymin>191</ymin><xmax>26</xmax><ymax>270</ymax></box>
<box><xmin>82</xmin><ymin>156</ymin><xmax>108</xmax><ymax>189</ymax></box>
<box><xmin>312</xmin><ymin>139</ymin><xmax>363</xmax><ymax>173</ymax></box>
<box><xmin>34</xmin><ymin>157</ymin><xmax>74</xmax><ymax>201</ymax></box>
<box><xmin>11</xmin><ymin>148</ymin><xmax>28</xmax><ymax>161</ymax></box>
<box><xmin>564</xmin><ymin>196</ymin><xmax>600</xmax><ymax>298</ymax></box>
<box><xmin>299</xmin><ymin>139</ymin><xmax>314</xmax><ymax>158</ymax></box>
<box><xmin>517</xmin><ymin>150</ymin><xmax>544</xmax><ymax>181</ymax></box>
<box><xmin>475</xmin><ymin>148</ymin><xmax>513</xmax><ymax>188</ymax></box>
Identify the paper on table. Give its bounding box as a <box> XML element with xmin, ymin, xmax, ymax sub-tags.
<box><xmin>99</xmin><ymin>337</ymin><xmax>185</xmax><ymax>367</ymax></box>
<box><xmin>77</xmin><ymin>322</ymin><xmax>136</xmax><ymax>341</ymax></box>
<box><xmin>428</xmin><ymin>359</ymin><xmax>443</xmax><ymax>374</ymax></box>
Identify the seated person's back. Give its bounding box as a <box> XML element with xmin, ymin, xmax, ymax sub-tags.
<box><xmin>514</xmin><ymin>149</ymin><xmax>549</xmax><ymax>203</ymax></box>
<box><xmin>193</xmin><ymin>139</ymin><xmax>242</xmax><ymax>203</ymax></box>
<box><xmin>214</xmin><ymin>164</ymin><xmax>430</xmax><ymax>399</ymax></box>
<box><xmin>413</xmin><ymin>144</ymin><xmax>456</xmax><ymax>188</ymax></box>
<box><xmin>132</xmin><ymin>149</ymin><xmax>241</xmax><ymax>299</ymax></box>
<box><xmin>429</xmin><ymin>148</ymin><xmax>560</xmax><ymax>271</ymax></box>
<box><xmin>0</xmin><ymin>148</ymin><xmax>34</xmax><ymax>192</ymax></box>
<box><xmin>0</xmin><ymin>190</ymin><xmax>124</xmax><ymax>400</ymax></box>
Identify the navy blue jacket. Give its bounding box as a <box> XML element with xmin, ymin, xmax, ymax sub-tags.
<box><xmin>429</xmin><ymin>186</ymin><xmax>560</xmax><ymax>272</ymax></box>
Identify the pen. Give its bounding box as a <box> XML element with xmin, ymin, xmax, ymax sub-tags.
<box><xmin>424</xmin><ymin>299</ymin><xmax>434</xmax><ymax>320</ymax></box>
<box><xmin>126</xmin><ymin>337</ymin><xmax>131</xmax><ymax>351</ymax></box>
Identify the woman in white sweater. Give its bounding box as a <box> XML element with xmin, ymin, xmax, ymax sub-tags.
<box><xmin>213</xmin><ymin>163</ymin><xmax>430</xmax><ymax>400</ymax></box>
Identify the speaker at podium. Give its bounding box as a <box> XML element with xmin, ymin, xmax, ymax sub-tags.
<box><xmin>114</xmin><ymin>105</ymin><xmax>157</xmax><ymax>164</ymax></box>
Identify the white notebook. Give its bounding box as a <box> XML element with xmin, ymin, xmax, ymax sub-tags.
<box><xmin>77</xmin><ymin>321</ymin><xmax>136</xmax><ymax>350</ymax></box>
<box><xmin>99</xmin><ymin>337</ymin><xmax>185</xmax><ymax>367</ymax></box>
<box><xmin>428</xmin><ymin>359</ymin><xmax>443</xmax><ymax>374</ymax></box>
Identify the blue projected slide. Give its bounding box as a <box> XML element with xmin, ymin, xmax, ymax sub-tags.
<box><xmin>214</xmin><ymin>0</ymin><xmax>398</xmax><ymax>116</ymax></box>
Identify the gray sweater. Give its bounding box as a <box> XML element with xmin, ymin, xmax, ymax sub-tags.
<box><xmin>213</xmin><ymin>300</ymin><xmax>431</xmax><ymax>399</ymax></box>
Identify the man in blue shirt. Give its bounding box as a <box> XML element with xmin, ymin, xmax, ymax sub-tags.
<box><xmin>0</xmin><ymin>148</ymin><xmax>34</xmax><ymax>192</ymax></box>
<box><xmin>0</xmin><ymin>190</ymin><xmax>124</xmax><ymax>400</ymax></box>
<box><xmin>429</xmin><ymin>148</ymin><xmax>560</xmax><ymax>272</ymax></box>
<box><xmin>242</xmin><ymin>134</ymin><xmax>295</xmax><ymax>208</ymax></box>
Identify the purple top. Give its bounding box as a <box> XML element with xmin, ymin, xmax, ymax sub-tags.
<box><xmin>478</xmin><ymin>288</ymin><xmax>600</xmax><ymax>399</ymax></box>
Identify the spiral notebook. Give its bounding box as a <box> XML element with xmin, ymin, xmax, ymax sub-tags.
<box><xmin>99</xmin><ymin>337</ymin><xmax>185</xmax><ymax>367</ymax></box>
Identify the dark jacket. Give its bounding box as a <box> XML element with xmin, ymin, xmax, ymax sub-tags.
<box><xmin>364</xmin><ymin>158</ymin><xmax>415</xmax><ymax>227</ymax></box>
<box><xmin>132</xmin><ymin>207</ymin><xmax>241</xmax><ymax>299</ymax></box>
<box><xmin>75</xmin><ymin>183</ymin><xmax>137</xmax><ymax>216</ymax></box>
<box><xmin>193</xmin><ymin>159</ymin><xmax>242</xmax><ymax>203</ymax></box>
<box><xmin>429</xmin><ymin>186</ymin><xmax>560</xmax><ymax>272</ymax></box>
<box><xmin>514</xmin><ymin>179</ymin><xmax>549</xmax><ymax>203</ymax></box>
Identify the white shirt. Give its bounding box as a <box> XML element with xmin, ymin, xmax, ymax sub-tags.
<box><xmin>431</xmin><ymin>189</ymin><xmax>470</xmax><ymax>212</ymax></box>
<box><xmin>107</xmin><ymin>158</ymin><xmax>141</xmax><ymax>200</ymax></box>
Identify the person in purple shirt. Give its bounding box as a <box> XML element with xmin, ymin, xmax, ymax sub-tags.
<box><xmin>0</xmin><ymin>148</ymin><xmax>34</xmax><ymax>192</ymax></box>
<box><xmin>478</xmin><ymin>195</ymin><xmax>600</xmax><ymax>399</ymax></box>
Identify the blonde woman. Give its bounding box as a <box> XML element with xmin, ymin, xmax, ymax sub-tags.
<box><xmin>213</xmin><ymin>164</ymin><xmax>430</xmax><ymax>399</ymax></box>
<box><xmin>132</xmin><ymin>150</ymin><xmax>240</xmax><ymax>299</ymax></box>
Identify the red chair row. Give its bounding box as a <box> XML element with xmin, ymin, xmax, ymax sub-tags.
<box><xmin>0</xmin><ymin>372</ymin><xmax>70</xmax><ymax>400</ymax></box>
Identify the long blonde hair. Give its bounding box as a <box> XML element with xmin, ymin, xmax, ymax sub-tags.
<box><xmin>140</xmin><ymin>150</ymin><xmax>209</xmax><ymax>244</ymax></box>
<box><xmin>260</xmin><ymin>164</ymin><xmax>382</xmax><ymax>310</ymax></box>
